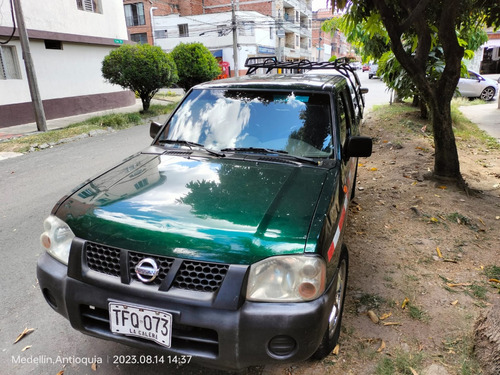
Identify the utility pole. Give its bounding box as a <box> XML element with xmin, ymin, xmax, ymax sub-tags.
<box><xmin>13</xmin><ymin>0</ymin><xmax>47</xmax><ymax>132</ymax></box>
<box><xmin>231</xmin><ymin>0</ymin><xmax>239</xmax><ymax>77</ymax></box>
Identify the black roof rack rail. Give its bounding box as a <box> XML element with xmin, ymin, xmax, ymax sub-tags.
<box><xmin>245</xmin><ymin>56</ymin><xmax>360</xmax><ymax>89</ymax></box>
<box><xmin>244</xmin><ymin>56</ymin><xmax>366</xmax><ymax>114</ymax></box>
<box><xmin>245</xmin><ymin>56</ymin><xmax>357</xmax><ymax>75</ymax></box>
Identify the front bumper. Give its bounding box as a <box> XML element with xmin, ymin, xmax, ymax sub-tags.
<box><xmin>36</xmin><ymin>239</ymin><xmax>336</xmax><ymax>371</ymax></box>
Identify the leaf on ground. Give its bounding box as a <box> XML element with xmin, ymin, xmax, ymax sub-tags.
<box><xmin>91</xmin><ymin>362</ymin><xmax>97</xmax><ymax>371</ymax></box>
<box><xmin>14</xmin><ymin>327</ymin><xmax>35</xmax><ymax>344</ymax></box>
<box><xmin>436</xmin><ymin>247</ymin><xmax>443</xmax><ymax>258</ymax></box>
<box><xmin>370</xmin><ymin>167</ymin><xmax>378</xmax><ymax>171</ymax></box>
<box><xmin>383</xmin><ymin>322</ymin><xmax>401</xmax><ymax>326</ymax></box>
<box><xmin>446</xmin><ymin>283</ymin><xmax>472</xmax><ymax>288</ymax></box>
<box><xmin>409</xmin><ymin>367</ymin><xmax>419</xmax><ymax>375</ymax></box>
<box><xmin>57</xmin><ymin>371</ymin><xmax>64</xmax><ymax>375</ymax></box>
<box><xmin>379</xmin><ymin>312</ymin><xmax>392</xmax><ymax>320</ymax></box>
<box><xmin>21</xmin><ymin>345</ymin><xmax>31</xmax><ymax>351</ymax></box>
<box><xmin>377</xmin><ymin>340</ymin><xmax>386</xmax><ymax>353</ymax></box>
<box><xmin>451</xmin><ymin>300</ymin><xmax>459</xmax><ymax>305</ymax></box>
<box><xmin>332</xmin><ymin>344</ymin><xmax>340</xmax><ymax>355</ymax></box>
<box><xmin>489</xmin><ymin>279</ymin><xmax>500</xmax><ymax>284</ymax></box>
<box><xmin>437</xmin><ymin>185</ymin><xmax>447</xmax><ymax>190</ymax></box>
<box><xmin>428</xmin><ymin>217</ymin><xmax>439</xmax><ymax>223</ymax></box>
<box><xmin>401</xmin><ymin>297</ymin><xmax>410</xmax><ymax>309</ymax></box>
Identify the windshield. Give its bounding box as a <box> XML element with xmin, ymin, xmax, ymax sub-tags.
<box><xmin>159</xmin><ymin>89</ymin><xmax>333</xmax><ymax>158</ymax></box>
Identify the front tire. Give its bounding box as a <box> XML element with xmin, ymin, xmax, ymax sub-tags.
<box><xmin>312</xmin><ymin>245</ymin><xmax>348</xmax><ymax>359</ymax></box>
<box><xmin>480</xmin><ymin>86</ymin><xmax>495</xmax><ymax>101</ymax></box>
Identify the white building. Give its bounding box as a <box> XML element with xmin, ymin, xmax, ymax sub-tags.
<box><xmin>0</xmin><ymin>0</ymin><xmax>135</xmax><ymax>128</ymax></box>
<box><xmin>153</xmin><ymin>11</ymin><xmax>276</xmax><ymax>75</ymax></box>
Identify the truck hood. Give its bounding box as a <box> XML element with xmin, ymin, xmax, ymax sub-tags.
<box><xmin>56</xmin><ymin>150</ymin><xmax>330</xmax><ymax>264</ymax></box>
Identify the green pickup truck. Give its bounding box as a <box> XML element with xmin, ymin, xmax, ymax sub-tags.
<box><xmin>37</xmin><ymin>57</ymin><xmax>372</xmax><ymax>371</ymax></box>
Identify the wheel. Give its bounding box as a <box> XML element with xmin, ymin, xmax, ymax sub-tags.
<box><xmin>368</xmin><ymin>74</ymin><xmax>373</xmax><ymax>79</ymax></box>
<box><xmin>312</xmin><ymin>245</ymin><xmax>348</xmax><ymax>359</ymax></box>
<box><xmin>480</xmin><ymin>86</ymin><xmax>496</xmax><ymax>101</ymax></box>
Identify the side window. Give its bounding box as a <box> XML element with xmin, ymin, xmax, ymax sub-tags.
<box><xmin>337</xmin><ymin>90</ymin><xmax>353</xmax><ymax>149</ymax></box>
<box><xmin>0</xmin><ymin>46</ymin><xmax>21</xmax><ymax>80</ymax></box>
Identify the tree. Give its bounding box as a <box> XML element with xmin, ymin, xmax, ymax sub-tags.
<box><xmin>170</xmin><ymin>43</ymin><xmax>221</xmax><ymax>91</ymax></box>
<box><xmin>102</xmin><ymin>44</ymin><xmax>178</xmax><ymax>112</ymax></box>
<box><xmin>330</xmin><ymin>0</ymin><xmax>500</xmax><ymax>183</ymax></box>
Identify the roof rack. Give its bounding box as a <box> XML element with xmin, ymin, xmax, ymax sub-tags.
<box><xmin>244</xmin><ymin>56</ymin><xmax>366</xmax><ymax>114</ymax></box>
<box><xmin>245</xmin><ymin>56</ymin><xmax>356</xmax><ymax>76</ymax></box>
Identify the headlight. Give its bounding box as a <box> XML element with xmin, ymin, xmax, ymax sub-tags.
<box><xmin>40</xmin><ymin>215</ymin><xmax>75</xmax><ymax>265</ymax></box>
<box><xmin>246</xmin><ymin>255</ymin><xmax>326</xmax><ymax>302</ymax></box>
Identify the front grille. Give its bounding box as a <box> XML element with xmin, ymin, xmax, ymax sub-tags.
<box><xmin>173</xmin><ymin>260</ymin><xmax>228</xmax><ymax>292</ymax></box>
<box><xmin>86</xmin><ymin>242</ymin><xmax>121</xmax><ymax>277</ymax></box>
<box><xmin>84</xmin><ymin>242</ymin><xmax>229</xmax><ymax>293</ymax></box>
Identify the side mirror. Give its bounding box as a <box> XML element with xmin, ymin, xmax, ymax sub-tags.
<box><xmin>150</xmin><ymin>121</ymin><xmax>162</xmax><ymax>139</ymax></box>
<box><xmin>360</xmin><ymin>87</ymin><xmax>369</xmax><ymax>95</ymax></box>
<box><xmin>345</xmin><ymin>136</ymin><xmax>372</xmax><ymax>158</ymax></box>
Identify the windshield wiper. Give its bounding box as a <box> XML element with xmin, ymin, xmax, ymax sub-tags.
<box><xmin>159</xmin><ymin>139</ymin><xmax>225</xmax><ymax>157</ymax></box>
<box><xmin>221</xmin><ymin>147</ymin><xmax>319</xmax><ymax>165</ymax></box>
<box><xmin>221</xmin><ymin>147</ymin><xmax>287</xmax><ymax>154</ymax></box>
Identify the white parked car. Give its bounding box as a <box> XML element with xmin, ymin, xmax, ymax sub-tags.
<box><xmin>457</xmin><ymin>71</ymin><xmax>498</xmax><ymax>101</ymax></box>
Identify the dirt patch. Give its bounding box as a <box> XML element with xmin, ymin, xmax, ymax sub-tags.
<box><xmin>285</xmin><ymin>107</ymin><xmax>500</xmax><ymax>375</ymax></box>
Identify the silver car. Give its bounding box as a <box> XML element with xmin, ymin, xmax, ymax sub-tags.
<box><xmin>457</xmin><ymin>71</ymin><xmax>498</xmax><ymax>101</ymax></box>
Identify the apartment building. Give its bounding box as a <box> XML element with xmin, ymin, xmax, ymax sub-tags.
<box><xmin>0</xmin><ymin>0</ymin><xmax>135</xmax><ymax>128</ymax></box>
<box><xmin>124</xmin><ymin>0</ymin><xmax>313</xmax><ymax>75</ymax></box>
<box><xmin>311</xmin><ymin>8</ymin><xmax>353</xmax><ymax>62</ymax></box>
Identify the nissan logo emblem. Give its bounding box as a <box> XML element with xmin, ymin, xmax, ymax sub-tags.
<box><xmin>135</xmin><ymin>258</ymin><xmax>159</xmax><ymax>283</ymax></box>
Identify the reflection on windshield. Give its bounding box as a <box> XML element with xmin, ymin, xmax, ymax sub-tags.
<box><xmin>161</xmin><ymin>89</ymin><xmax>333</xmax><ymax>158</ymax></box>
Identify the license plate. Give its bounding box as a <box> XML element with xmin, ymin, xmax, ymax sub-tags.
<box><xmin>108</xmin><ymin>302</ymin><xmax>172</xmax><ymax>347</ymax></box>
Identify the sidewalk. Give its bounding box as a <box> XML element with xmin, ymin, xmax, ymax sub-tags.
<box><xmin>0</xmin><ymin>95</ymin><xmax>180</xmax><ymax>140</ymax></box>
<box><xmin>0</xmin><ymin>94</ymin><xmax>182</xmax><ymax>161</ymax></box>
<box><xmin>459</xmin><ymin>100</ymin><xmax>500</xmax><ymax>141</ymax></box>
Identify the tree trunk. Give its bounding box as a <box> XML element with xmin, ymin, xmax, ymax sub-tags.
<box><xmin>140</xmin><ymin>95</ymin><xmax>151</xmax><ymax>113</ymax></box>
<box><xmin>474</xmin><ymin>297</ymin><xmax>500</xmax><ymax>375</ymax></box>
<box><xmin>428</xmin><ymin>98</ymin><xmax>461</xmax><ymax>180</ymax></box>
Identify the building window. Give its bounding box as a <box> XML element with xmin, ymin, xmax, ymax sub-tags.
<box><xmin>76</xmin><ymin>0</ymin><xmax>100</xmax><ymax>13</ymax></box>
<box><xmin>0</xmin><ymin>46</ymin><xmax>21</xmax><ymax>80</ymax></box>
<box><xmin>44</xmin><ymin>40</ymin><xmax>63</xmax><ymax>50</ymax></box>
<box><xmin>178</xmin><ymin>24</ymin><xmax>189</xmax><ymax>37</ymax></box>
<box><xmin>130</xmin><ymin>33</ymin><xmax>148</xmax><ymax>44</ymax></box>
<box><xmin>295</xmin><ymin>35</ymin><xmax>299</xmax><ymax>47</ymax></box>
<box><xmin>155</xmin><ymin>30</ymin><xmax>167</xmax><ymax>39</ymax></box>
<box><xmin>124</xmin><ymin>3</ymin><xmax>145</xmax><ymax>26</ymax></box>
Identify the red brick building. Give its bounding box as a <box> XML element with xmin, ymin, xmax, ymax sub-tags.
<box><xmin>311</xmin><ymin>8</ymin><xmax>352</xmax><ymax>62</ymax></box>
<box><xmin>123</xmin><ymin>0</ymin><xmax>179</xmax><ymax>45</ymax></box>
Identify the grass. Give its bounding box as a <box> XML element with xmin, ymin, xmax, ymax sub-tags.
<box><xmin>0</xmin><ymin>103</ymin><xmax>176</xmax><ymax>153</ymax></box>
<box><xmin>370</xmin><ymin>100</ymin><xmax>500</xmax><ymax>150</ymax></box>
<box><xmin>443</xmin><ymin>335</ymin><xmax>482</xmax><ymax>375</ymax></box>
<box><xmin>358</xmin><ymin>293</ymin><xmax>387</xmax><ymax>310</ymax></box>
<box><xmin>375</xmin><ymin>350</ymin><xmax>423</xmax><ymax>375</ymax></box>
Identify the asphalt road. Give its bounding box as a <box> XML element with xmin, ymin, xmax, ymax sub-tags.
<box><xmin>0</xmin><ymin>73</ymin><xmax>390</xmax><ymax>375</ymax></box>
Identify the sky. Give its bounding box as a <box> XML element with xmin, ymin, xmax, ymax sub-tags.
<box><xmin>312</xmin><ymin>0</ymin><xmax>332</xmax><ymax>11</ymax></box>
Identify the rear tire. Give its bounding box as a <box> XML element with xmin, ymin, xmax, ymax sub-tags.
<box><xmin>312</xmin><ymin>245</ymin><xmax>348</xmax><ymax>359</ymax></box>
